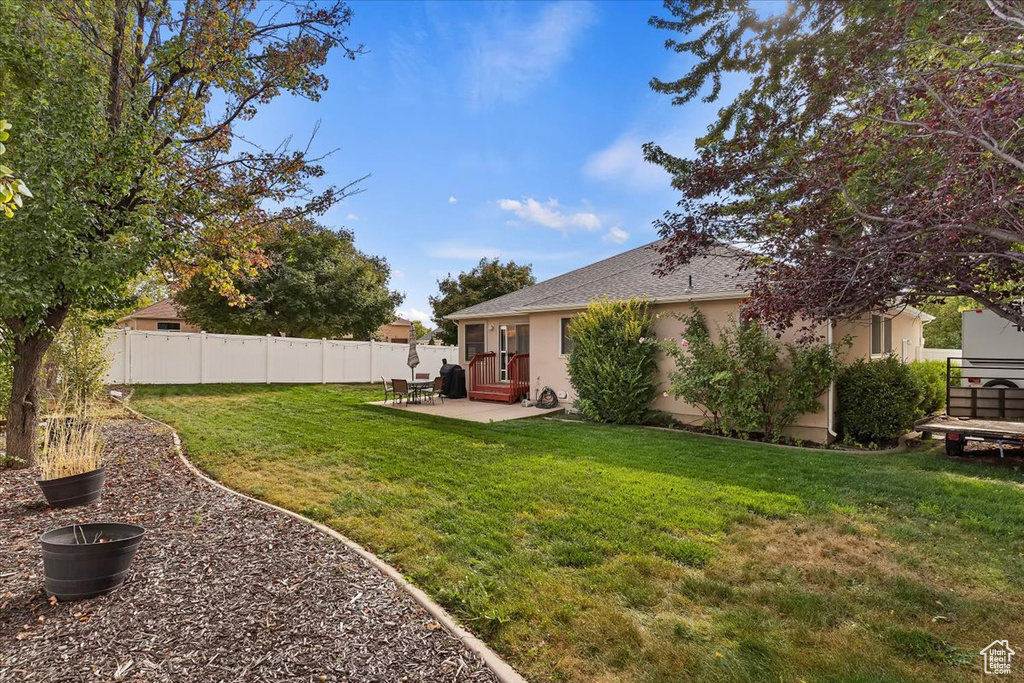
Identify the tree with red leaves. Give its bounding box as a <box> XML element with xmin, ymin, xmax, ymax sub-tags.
<box><xmin>645</xmin><ymin>0</ymin><xmax>1024</xmax><ymax>334</ymax></box>
<box><xmin>0</xmin><ymin>1</ymin><xmax>362</xmax><ymax>466</ymax></box>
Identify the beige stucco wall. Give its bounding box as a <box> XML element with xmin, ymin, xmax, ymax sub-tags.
<box><xmin>528</xmin><ymin>309</ymin><xmax>584</xmax><ymax>401</ymax></box>
<box><xmin>456</xmin><ymin>302</ymin><xmax>927</xmax><ymax>444</ymax></box>
<box><xmin>838</xmin><ymin>311</ymin><xmax>925</xmax><ymax>363</ymax></box>
<box><xmin>127</xmin><ymin>318</ymin><xmax>200</xmax><ymax>333</ymax></box>
<box><xmin>527</xmin><ymin>300</ymin><xmax>830</xmax><ymax>442</ymax></box>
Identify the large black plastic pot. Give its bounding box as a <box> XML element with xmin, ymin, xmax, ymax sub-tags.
<box><xmin>36</xmin><ymin>467</ymin><xmax>105</xmax><ymax>509</ymax></box>
<box><xmin>40</xmin><ymin>523</ymin><xmax>146</xmax><ymax>601</ymax></box>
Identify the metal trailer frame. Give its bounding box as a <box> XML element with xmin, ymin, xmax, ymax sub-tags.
<box><xmin>916</xmin><ymin>357</ymin><xmax>1024</xmax><ymax>458</ymax></box>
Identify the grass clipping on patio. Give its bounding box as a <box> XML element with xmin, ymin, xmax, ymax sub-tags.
<box><xmin>38</xmin><ymin>414</ymin><xmax>102</xmax><ymax>481</ymax></box>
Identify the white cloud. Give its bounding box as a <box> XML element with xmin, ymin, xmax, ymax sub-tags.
<box><xmin>467</xmin><ymin>2</ymin><xmax>596</xmax><ymax>109</ymax></box>
<box><xmin>448</xmin><ymin>196</ymin><xmax>458</xmax><ymax>204</ymax></box>
<box><xmin>398</xmin><ymin>308</ymin><xmax>432</xmax><ymax>324</ymax></box>
<box><xmin>392</xmin><ymin>269</ymin><xmax>406</xmax><ymax>279</ymax></box>
<box><xmin>583</xmin><ymin>133</ymin><xmax>674</xmax><ymax>192</ymax></box>
<box><xmin>603</xmin><ymin>226</ymin><xmax>630</xmax><ymax>244</ymax></box>
<box><xmin>346</xmin><ymin>213</ymin><xmax>359</xmax><ymax>221</ymax></box>
<box><xmin>498</xmin><ymin>197</ymin><xmax>600</xmax><ymax>232</ymax></box>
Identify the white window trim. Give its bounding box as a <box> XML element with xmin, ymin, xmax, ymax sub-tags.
<box><xmin>464</xmin><ymin>322</ymin><xmax>486</xmax><ymax>362</ymax></box>
<box><xmin>870</xmin><ymin>314</ymin><xmax>894</xmax><ymax>358</ymax></box>
<box><xmin>558</xmin><ymin>317</ymin><xmax>572</xmax><ymax>358</ymax></box>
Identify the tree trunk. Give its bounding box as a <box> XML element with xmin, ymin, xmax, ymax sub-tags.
<box><xmin>4</xmin><ymin>305</ymin><xmax>70</xmax><ymax>469</ymax></box>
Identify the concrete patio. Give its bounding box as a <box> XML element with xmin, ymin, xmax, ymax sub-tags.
<box><xmin>371</xmin><ymin>397</ymin><xmax>563</xmax><ymax>423</ymax></box>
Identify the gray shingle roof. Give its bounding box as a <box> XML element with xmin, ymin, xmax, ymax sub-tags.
<box><xmin>447</xmin><ymin>240</ymin><xmax>753</xmax><ymax>320</ymax></box>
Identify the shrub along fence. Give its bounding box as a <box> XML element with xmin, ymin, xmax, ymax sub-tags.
<box><xmin>104</xmin><ymin>328</ymin><xmax>456</xmax><ymax>385</ymax></box>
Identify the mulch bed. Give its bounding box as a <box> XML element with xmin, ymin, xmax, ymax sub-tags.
<box><xmin>0</xmin><ymin>418</ymin><xmax>498</xmax><ymax>682</ymax></box>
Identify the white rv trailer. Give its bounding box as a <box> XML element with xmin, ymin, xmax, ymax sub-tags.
<box><xmin>961</xmin><ymin>308</ymin><xmax>1024</xmax><ymax>387</ymax></box>
<box><xmin>918</xmin><ymin>307</ymin><xmax>1024</xmax><ymax>457</ymax></box>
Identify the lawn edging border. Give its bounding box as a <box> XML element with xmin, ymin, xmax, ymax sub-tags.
<box><xmin>121</xmin><ymin>401</ymin><xmax>527</xmax><ymax>683</ymax></box>
<box><xmin>543</xmin><ymin>417</ymin><xmax>914</xmax><ymax>455</ymax></box>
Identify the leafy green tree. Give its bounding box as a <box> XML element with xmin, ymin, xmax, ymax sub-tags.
<box><xmin>0</xmin><ymin>120</ymin><xmax>31</xmax><ymax>217</ymax></box>
<box><xmin>429</xmin><ymin>259</ymin><xmax>535</xmax><ymax>345</ymax></box>
<box><xmin>918</xmin><ymin>297</ymin><xmax>977</xmax><ymax>349</ymax></box>
<box><xmin>0</xmin><ymin>1</ymin><xmax>361</xmax><ymax>466</ymax></box>
<box><xmin>646</xmin><ymin>1</ymin><xmax>1024</xmax><ymax>331</ymax></box>
<box><xmin>176</xmin><ymin>222</ymin><xmax>402</xmax><ymax>339</ymax></box>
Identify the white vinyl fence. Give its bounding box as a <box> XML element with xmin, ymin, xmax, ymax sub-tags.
<box><xmin>919</xmin><ymin>348</ymin><xmax>962</xmax><ymax>363</ymax></box>
<box><xmin>104</xmin><ymin>328</ymin><xmax>457</xmax><ymax>385</ymax></box>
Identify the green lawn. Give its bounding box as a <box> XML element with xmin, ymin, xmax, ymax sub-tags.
<box><xmin>132</xmin><ymin>384</ymin><xmax>1024</xmax><ymax>682</ymax></box>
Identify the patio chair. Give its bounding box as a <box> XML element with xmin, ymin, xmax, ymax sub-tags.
<box><xmin>415</xmin><ymin>372</ymin><xmax>429</xmax><ymax>380</ymax></box>
<box><xmin>380</xmin><ymin>376</ymin><xmax>394</xmax><ymax>404</ymax></box>
<box><xmin>391</xmin><ymin>378</ymin><xmax>410</xmax><ymax>405</ymax></box>
<box><xmin>427</xmin><ymin>375</ymin><xmax>444</xmax><ymax>405</ymax></box>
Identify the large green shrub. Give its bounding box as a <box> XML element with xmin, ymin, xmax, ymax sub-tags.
<box><xmin>567</xmin><ymin>298</ymin><xmax>659</xmax><ymax>425</ymax></box>
<box><xmin>665</xmin><ymin>308</ymin><xmax>838</xmax><ymax>440</ymax></box>
<box><xmin>837</xmin><ymin>356</ymin><xmax>922</xmax><ymax>444</ymax></box>
<box><xmin>909</xmin><ymin>360</ymin><xmax>947</xmax><ymax>416</ymax></box>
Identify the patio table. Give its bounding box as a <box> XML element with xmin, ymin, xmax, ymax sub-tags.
<box><xmin>407</xmin><ymin>380</ymin><xmax>433</xmax><ymax>405</ymax></box>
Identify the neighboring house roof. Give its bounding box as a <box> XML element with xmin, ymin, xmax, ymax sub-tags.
<box><xmin>417</xmin><ymin>327</ymin><xmax>442</xmax><ymax>343</ymax></box>
<box><xmin>446</xmin><ymin>240</ymin><xmax>754</xmax><ymax>320</ymax></box>
<box><xmin>386</xmin><ymin>317</ymin><xmax>412</xmax><ymax>327</ymax></box>
<box><xmin>121</xmin><ymin>298</ymin><xmax>184</xmax><ymax>321</ymax></box>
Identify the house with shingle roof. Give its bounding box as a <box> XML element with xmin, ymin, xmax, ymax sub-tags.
<box><xmin>446</xmin><ymin>240</ymin><xmax>933</xmax><ymax>442</ymax></box>
<box><xmin>119</xmin><ymin>298</ymin><xmax>199</xmax><ymax>332</ymax></box>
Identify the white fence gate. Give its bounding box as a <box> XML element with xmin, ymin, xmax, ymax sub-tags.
<box><xmin>105</xmin><ymin>328</ymin><xmax>457</xmax><ymax>385</ymax></box>
<box><xmin>919</xmin><ymin>348</ymin><xmax>962</xmax><ymax>363</ymax></box>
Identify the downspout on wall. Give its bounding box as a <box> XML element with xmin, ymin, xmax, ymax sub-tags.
<box><xmin>826</xmin><ymin>318</ymin><xmax>838</xmax><ymax>440</ymax></box>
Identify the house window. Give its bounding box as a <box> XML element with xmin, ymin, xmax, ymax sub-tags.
<box><xmin>871</xmin><ymin>315</ymin><xmax>892</xmax><ymax>355</ymax></box>
<box><xmin>465</xmin><ymin>324</ymin><xmax>485</xmax><ymax>361</ymax></box>
<box><xmin>560</xmin><ymin>317</ymin><xmax>573</xmax><ymax>356</ymax></box>
<box><xmin>157</xmin><ymin>321</ymin><xmax>181</xmax><ymax>331</ymax></box>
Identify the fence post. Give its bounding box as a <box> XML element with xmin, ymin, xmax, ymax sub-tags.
<box><xmin>370</xmin><ymin>342</ymin><xmax>377</xmax><ymax>384</ymax></box>
<box><xmin>321</xmin><ymin>338</ymin><xmax>327</xmax><ymax>384</ymax></box>
<box><xmin>265</xmin><ymin>334</ymin><xmax>272</xmax><ymax>384</ymax></box>
<box><xmin>199</xmin><ymin>331</ymin><xmax>207</xmax><ymax>384</ymax></box>
<box><xmin>124</xmin><ymin>328</ymin><xmax>132</xmax><ymax>385</ymax></box>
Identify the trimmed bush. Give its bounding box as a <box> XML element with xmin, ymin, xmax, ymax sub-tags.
<box><xmin>837</xmin><ymin>356</ymin><xmax>922</xmax><ymax>444</ymax></box>
<box><xmin>567</xmin><ymin>298</ymin><xmax>659</xmax><ymax>425</ymax></box>
<box><xmin>909</xmin><ymin>360</ymin><xmax>947</xmax><ymax>416</ymax></box>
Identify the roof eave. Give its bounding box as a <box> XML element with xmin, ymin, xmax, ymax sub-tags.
<box><xmin>446</xmin><ymin>290</ymin><xmax>751</xmax><ymax>320</ymax></box>
<box><xmin>518</xmin><ymin>291</ymin><xmax>750</xmax><ymax>314</ymax></box>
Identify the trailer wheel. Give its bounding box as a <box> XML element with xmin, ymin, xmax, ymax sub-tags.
<box><xmin>945</xmin><ymin>433</ymin><xmax>965</xmax><ymax>457</ymax></box>
<box><xmin>984</xmin><ymin>379</ymin><xmax>1019</xmax><ymax>389</ymax></box>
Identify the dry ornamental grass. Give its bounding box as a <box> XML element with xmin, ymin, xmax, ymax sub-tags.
<box><xmin>37</xmin><ymin>416</ymin><xmax>103</xmax><ymax>481</ymax></box>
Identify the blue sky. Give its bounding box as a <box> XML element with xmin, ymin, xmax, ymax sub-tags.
<box><xmin>242</xmin><ymin>1</ymin><xmax>737</xmax><ymax>324</ymax></box>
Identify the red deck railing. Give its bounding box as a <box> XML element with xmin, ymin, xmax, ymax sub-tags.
<box><xmin>467</xmin><ymin>352</ymin><xmax>530</xmax><ymax>403</ymax></box>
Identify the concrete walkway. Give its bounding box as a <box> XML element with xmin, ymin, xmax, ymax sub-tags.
<box><xmin>371</xmin><ymin>397</ymin><xmax>563</xmax><ymax>423</ymax></box>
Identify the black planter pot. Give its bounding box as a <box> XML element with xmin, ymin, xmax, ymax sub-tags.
<box><xmin>40</xmin><ymin>523</ymin><xmax>146</xmax><ymax>601</ymax></box>
<box><xmin>36</xmin><ymin>467</ymin><xmax>105</xmax><ymax>509</ymax></box>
